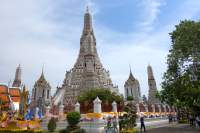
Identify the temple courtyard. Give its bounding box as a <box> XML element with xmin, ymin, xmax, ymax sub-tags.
<box><xmin>39</xmin><ymin>116</ymin><xmax>200</xmax><ymax>132</ymax></box>
<box><xmin>40</xmin><ymin>119</ymin><xmax>200</xmax><ymax>133</ymax></box>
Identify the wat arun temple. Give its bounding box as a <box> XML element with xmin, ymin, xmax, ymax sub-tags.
<box><xmin>0</xmin><ymin>4</ymin><xmax>179</xmax><ymax>133</ymax></box>
<box><xmin>0</xmin><ymin>7</ymin><xmax>168</xmax><ymax>116</ymax></box>
<box><xmin>53</xmin><ymin>8</ymin><xmax>119</xmax><ymax>106</ymax></box>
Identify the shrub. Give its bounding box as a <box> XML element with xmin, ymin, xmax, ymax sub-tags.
<box><xmin>119</xmin><ymin>103</ymin><xmax>137</xmax><ymax>131</ymax></box>
<box><xmin>47</xmin><ymin>117</ymin><xmax>57</xmax><ymax>132</ymax></box>
<box><xmin>66</xmin><ymin>111</ymin><xmax>81</xmax><ymax>127</ymax></box>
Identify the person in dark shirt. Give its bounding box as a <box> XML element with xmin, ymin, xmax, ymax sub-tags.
<box><xmin>168</xmin><ymin>113</ymin><xmax>172</xmax><ymax>123</ymax></box>
<box><xmin>189</xmin><ymin>114</ymin><xmax>194</xmax><ymax>126</ymax></box>
<box><xmin>140</xmin><ymin>115</ymin><xmax>146</xmax><ymax>132</ymax></box>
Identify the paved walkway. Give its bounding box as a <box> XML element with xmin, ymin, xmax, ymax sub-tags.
<box><xmin>144</xmin><ymin>124</ymin><xmax>200</xmax><ymax>133</ymax></box>
<box><xmin>136</xmin><ymin>119</ymin><xmax>168</xmax><ymax>129</ymax></box>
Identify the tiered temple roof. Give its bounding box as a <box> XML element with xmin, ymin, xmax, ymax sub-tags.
<box><xmin>124</xmin><ymin>69</ymin><xmax>142</xmax><ymax>103</ymax></box>
<box><xmin>9</xmin><ymin>87</ymin><xmax>21</xmax><ymax>103</ymax></box>
<box><xmin>0</xmin><ymin>85</ymin><xmax>10</xmax><ymax>109</ymax></box>
<box><xmin>0</xmin><ymin>84</ymin><xmax>21</xmax><ymax>110</ymax></box>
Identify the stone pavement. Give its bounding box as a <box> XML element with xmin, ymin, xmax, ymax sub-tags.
<box><xmin>145</xmin><ymin>124</ymin><xmax>200</xmax><ymax>133</ymax></box>
<box><xmin>136</xmin><ymin>119</ymin><xmax>168</xmax><ymax>129</ymax></box>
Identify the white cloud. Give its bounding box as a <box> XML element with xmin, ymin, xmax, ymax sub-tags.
<box><xmin>0</xmin><ymin>0</ymin><xmax>84</xmax><ymax>93</ymax></box>
<box><xmin>97</xmin><ymin>28</ymin><xmax>169</xmax><ymax>95</ymax></box>
<box><xmin>136</xmin><ymin>0</ymin><xmax>165</xmax><ymax>31</ymax></box>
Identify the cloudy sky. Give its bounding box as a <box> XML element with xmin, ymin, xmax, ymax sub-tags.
<box><xmin>0</xmin><ymin>0</ymin><xmax>200</xmax><ymax>97</ymax></box>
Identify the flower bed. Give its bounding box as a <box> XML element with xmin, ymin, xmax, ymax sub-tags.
<box><xmin>0</xmin><ymin>120</ymin><xmax>41</xmax><ymax>131</ymax></box>
<box><xmin>0</xmin><ymin>129</ymin><xmax>43</xmax><ymax>133</ymax></box>
<box><xmin>80</xmin><ymin>112</ymin><xmax>119</xmax><ymax>122</ymax></box>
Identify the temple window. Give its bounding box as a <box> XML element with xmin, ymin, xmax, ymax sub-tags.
<box><xmin>42</xmin><ymin>89</ymin><xmax>45</xmax><ymax>97</ymax></box>
<box><xmin>47</xmin><ymin>90</ymin><xmax>50</xmax><ymax>99</ymax></box>
<box><xmin>131</xmin><ymin>88</ymin><xmax>133</xmax><ymax>96</ymax></box>
<box><xmin>126</xmin><ymin>88</ymin><xmax>128</xmax><ymax>97</ymax></box>
<box><xmin>34</xmin><ymin>88</ymin><xmax>37</xmax><ymax>100</ymax></box>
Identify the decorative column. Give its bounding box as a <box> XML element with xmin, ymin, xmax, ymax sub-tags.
<box><xmin>136</xmin><ymin>103</ymin><xmax>140</xmax><ymax>113</ymax></box>
<box><xmin>151</xmin><ymin>104</ymin><xmax>155</xmax><ymax>113</ymax></box>
<box><xmin>163</xmin><ymin>105</ymin><xmax>167</xmax><ymax>113</ymax></box>
<box><xmin>112</xmin><ymin>101</ymin><xmax>117</xmax><ymax>113</ymax></box>
<box><xmin>144</xmin><ymin>104</ymin><xmax>148</xmax><ymax>112</ymax></box>
<box><xmin>59</xmin><ymin>104</ymin><xmax>64</xmax><ymax>116</ymax></box>
<box><xmin>45</xmin><ymin>106</ymin><xmax>51</xmax><ymax>117</ymax></box>
<box><xmin>35</xmin><ymin>107</ymin><xmax>39</xmax><ymax>119</ymax></box>
<box><xmin>93</xmin><ymin>97</ymin><xmax>102</xmax><ymax>113</ymax></box>
<box><xmin>168</xmin><ymin>105</ymin><xmax>171</xmax><ymax>112</ymax></box>
<box><xmin>75</xmin><ymin>102</ymin><xmax>80</xmax><ymax>113</ymax></box>
<box><xmin>172</xmin><ymin>106</ymin><xmax>175</xmax><ymax>112</ymax></box>
<box><xmin>157</xmin><ymin>104</ymin><xmax>161</xmax><ymax>113</ymax></box>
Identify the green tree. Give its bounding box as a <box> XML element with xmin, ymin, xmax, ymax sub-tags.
<box><xmin>127</xmin><ymin>96</ymin><xmax>134</xmax><ymax>101</ymax></box>
<box><xmin>77</xmin><ymin>88</ymin><xmax>123</xmax><ymax>104</ymax></box>
<box><xmin>159</xmin><ymin>20</ymin><xmax>200</xmax><ymax>116</ymax></box>
<box><xmin>119</xmin><ymin>102</ymin><xmax>137</xmax><ymax>131</ymax></box>
<box><xmin>142</xmin><ymin>95</ymin><xmax>148</xmax><ymax>103</ymax></box>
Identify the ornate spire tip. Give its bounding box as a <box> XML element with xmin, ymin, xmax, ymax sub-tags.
<box><xmin>86</xmin><ymin>6</ymin><xmax>89</xmax><ymax>13</ymax></box>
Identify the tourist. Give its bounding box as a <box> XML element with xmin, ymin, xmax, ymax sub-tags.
<box><xmin>140</xmin><ymin>115</ymin><xmax>146</xmax><ymax>132</ymax></box>
<box><xmin>107</xmin><ymin>117</ymin><xmax>112</xmax><ymax>129</ymax></box>
<box><xmin>195</xmin><ymin>115</ymin><xmax>200</xmax><ymax>128</ymax></box>
<box><xmin>105</xmin><ymin>117</ymin><xmax>112</xmax><ymax>133</ymax></box>
<box><xmin>188</xmin><ymin>114</ymin><xmax>194</xmax><ymax>126</ymax></box>
<box><xmin>112</xmin><ymin>116</ymin><xmax>118</xmax><ymax>133</ymax></box>
<box><xmin>168</xmin><ymin>113</ymin><xmax>172</xmax><ymax>123</ymax></box>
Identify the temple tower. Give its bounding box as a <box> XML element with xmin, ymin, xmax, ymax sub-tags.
<box><xmin>12</xmin><ymin>64</ymin><xmax>22</xmax><ymax>87</ymax></box>
<box><xmin>31</xmin><ymin>69</ymin><xmax>51</xmax><ymax>114</ymax></box>
<box><xmin>147</xmin><ymin>64</ymin><xmax>160</xmax><ymax>104</ymax></box>
<box><xmin>124</xmin><ymin>69</ymin><xmax>142</xmax><ymax>103</ymax></box>
<box><xmin>53</xmin><ymin>7</ymin><xmax>118</xmax><ymax>107</ymax></box>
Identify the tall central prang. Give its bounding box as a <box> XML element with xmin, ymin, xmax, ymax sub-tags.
<box><xmin>53</xmin><ymin>7</ymin><xmax>119</xmax><ymax>107</ymax></box>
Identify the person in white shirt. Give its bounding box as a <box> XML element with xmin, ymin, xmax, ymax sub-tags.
<box><xmin>195</xmin><ymin>115</ymin><xmax>200</xmax><ymax>128</ymax></box>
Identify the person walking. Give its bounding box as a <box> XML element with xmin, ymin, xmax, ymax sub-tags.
<box><xmin>189</xmin><ymin>114</ymin><xmax>194</xmax><ymax>126</ymax></box>
<box><xmin>105</xmin><ymin>117</ymin><xmax>112</xmax><ymax>133</ymax></box>
<box><xmin>168</xmin><ymin>113</ymin><xmax>172</xmax><ymax>123</ymax></box>
<box><xmin>196</xmin><ymin>115</ymin><xmax>200</xmax><ymax>128</ymax></box>
<box><xmin>112</xmin><ymin>116</ymin><xmax>118</xmax><ymax>133</ymax></box>
<box><xmin>140</xmin><ymin>115</ymin><xmax>146</xmax><ymax>132</ymax></box>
